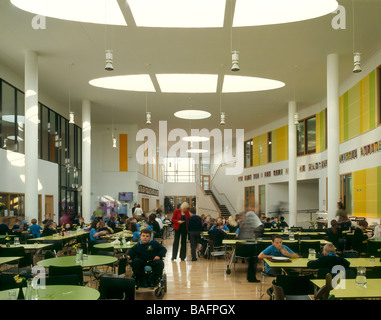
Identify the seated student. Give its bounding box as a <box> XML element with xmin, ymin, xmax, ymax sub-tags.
<box><xmin>227</xmin><ymin>215</ymin><xmax>239</xmax><ymax>233</ymax></box>
<box><xmin>352</xmin><ymin>220</ymin><xmax>370</xmax><ymax>255</ymax></box>
<box><xmin>128</xmin><ymin>222</ymin><xmax>140</xmax><ymax>242</ymax></box>
<box><xmin>307</xmin><ymin>243</ymin><xmax>350</xmax><ymax>276</ymax></box>
<box><xmin>202</xmin><ymin>215</ymin><xmax>211</xmax><ymax>231</ymax></box>
<box><xmin>98</xmin><ymin>221</ymin><xmax>114</xmax><ymax>234</ymax></box>
<box><xmin>271</xmin><ymin>217</ymin><xmax>279</xmax><ymax>228</ymax></box>
<box><xmin>326</xmin><ymin>219</ymin><xmax>343</xmax><ymax>249</ymax></box>
<box><xmin>209</xmin><ymin>217</ymin><xmax>230</xmax><ymax>232</ymax></box>
<box><xmin>88</xmin><ymin>220</ymin><xmax>108</xmax><ymax>252</ymax></box>
<box><xmin>0</xmin><ymin>219</ymin><xmax>11</xmax><ymax>235</ymax></box>
<box><xmin>147</xmin><ymin>213</ymin><xmax>162</xmax><ymax>239</ymax></box>
<box><xmin>41</xmin><ymin>221</ymin><xmax>57</xmax><ymax>237</ymax></box>
<box><xmin>258</xmin><ymin>235</ymin><xmax>299</xmax><ymax>276</ymax></box>
<box><xmin>279</xmin><ymin>216</ymin><xmax>288</xmax><ymax>228</ymax></box>
<box><xmin>107</xmin><ymin>216</ymin><xmax>118</xmax><ymax>232</ymax></box>
<box><xmin>263</xmin><ymin>218</ymin><xmax>272</xmax><ymax>229</ymax></box>
<box><xmin>208</xmin><ymin>220</ymin><xmax>228</xmax><ymax>248</ymax></box>
<box><xmin>11</xmin><ymin>220</ymin><xmax>22</xmax><ymax>233</ymax></box>
<box><xmin>29</xmin><ymin>219</ymin><xmax>43</xmax><ymax>238</ymax></box>
<box><xmin>126</xmin><ymin>228</ymin><xmax>167</xmax><ymax>287</ymax></box>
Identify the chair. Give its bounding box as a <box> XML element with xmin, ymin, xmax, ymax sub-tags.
<box><xmin>41</xmin><ymin>240</ymin><xmax>64</xmax><ymax>257</ymax></box>
<box><xmin>299</xmin><ymin>241</ymin><xmax>321</xmax><ymax>258</ymax></box>
<box><xmin>367</xmin><ymin>240</ymin><xmax>381</xmax><ymax>257</ymax></box>
<box><xmin>0</xmin><ymin>247</ymin><xmax>32</xmax><ymax>274</ymax></box>
<box><xmin>272</xmin><ymin>284</ymin><xmax>285</xmax><ymax>300</ymax></box>
<box><xmin>273</xmin><ymin>274</ymin><xmax>314</xmax><ymax>300</ymax></box>
<box><xmin>233</xmin><ymin>242</ymin><xmax>257</xmax><ymax>270</ymax></box>
<box><xmin>45</xmin><ymin>274</ymin><xmax>81</xmax><ymax>286</ymax></box>
<box><xmin>98</xmin><ymin>274</ymin><xmax>135</xmax><ymax>300</ymax></box>
<box><xmin>48</xmin><ymin>265</ymin><xmax>84</xmax><ymax>286</ymax></box>
<box><xmin>207</xmin><ymin>239</ymin><xmax>229</xmax><ymax>272</ymax></box>
<box><xmin>0</xmin><ymin>273</ymin><xmax>33</xmax><ymax>291</ymax></box>
<box><xmin>314</xmin><ymin>273</ymin><xmax>334</xmax><ymax>300</ymax></box>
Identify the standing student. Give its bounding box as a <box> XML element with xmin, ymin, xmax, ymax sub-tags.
<box><xmin>187</xmin><ymin>207</ymin><xmax>206</xmax><ymax>261</ymax></box>
<box><xmin>171</xmin><ymin>202</ymin><xmax>190</xmax><ymax>261</ymax></box>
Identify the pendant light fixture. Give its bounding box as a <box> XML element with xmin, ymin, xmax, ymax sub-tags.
<box><xmin>352</xmin><ymin>0</ymin><xmax>361</xmax><ymax>73</ymax></box>
<box><xmin>219</xmin><ymin>91</ymin><xmax>226</xmax><ymax>125</ymax></box>
<box><xmin>230</xmin><ymin>0</ymin><xmax>239</xmax><ymax>72</ymax></box>
<box><xmin>111</xmin><ymin>111</ymin><xmax>117</xmax><ymax>148</ymax></box>
<box><xmin>104</xmin><ymin>1</ymin><xmax>114</xmax><ymax>71</ymax></box>
<box><xmin>145</xmin><ymin>93</ymin><xmax>151</xmax><ymax>124</ymax></box>
<box><xmin>68</xmin><ymin>63</ymin><xmax>74</xmax><ymax>124</ymax></box>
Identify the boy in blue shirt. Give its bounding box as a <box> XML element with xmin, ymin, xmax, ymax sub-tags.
<box><xmin>29</xmin><ymin>219</ymin><xmax>42</xmax><ymax>238</ymax></box>
<box><xmin>258</xmin><ymin>235</ymin><xmax>299</xmax><ymax>276</ymax></box>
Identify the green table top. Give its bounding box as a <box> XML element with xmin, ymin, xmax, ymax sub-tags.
<box><xmin>0</xmin><ymin>234</ymin><xmax>17</xmax><ymax>239</ymax></box>
<box><xmin>264</xmin><ymin>231</ymin><xmax>326</xmax><ymax>236</ymax></box>
<box><xmin>37</xmin><ymin>255</ymin><xmax>117</xmax><ymax>268</ymax></box>
<box><xmin>3</xmin><ymin>244</ymin><xmax>52</xmax><ymax>250</ymax></box>
<box><xmin>94</xmin><ymin>242</ymin><xmax>136</xmax><ymax>250</ymax></box>
<box><xmin>222</xmin><ymin>239</ymin><xmax>329</xmax><ymax>245</ymax></box>
<box><xmin>0</xmin><ymin>256</ymin><xmax>22</xmax><ymax>265</ymax></box>
<box><xmin>0</xmin><ymin>285</ymin><xmax>100</xmax><ymax>300</ymax></box>
<box><xmin>311</xmin><ymin>279</ymin><xmax>381</xmax><ymax>299</ymax></box>
<box><xmin>27</xmin><ymin>231</ymin><xmax>89</xmax><ymax>242</ymax></box>
<box><xmin>264</xmin><ymin>257</ymin><xmax>381</xmax><ymax>269</ymax></box>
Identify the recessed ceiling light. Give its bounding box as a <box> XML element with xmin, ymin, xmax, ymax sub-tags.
<box><xmin>127</xmin><ymin>0</ymin><xmax>226</xmax><ymax>28</ymax></box>
<box><xmin>11</xmin><ymin>0</ymin><xmax>127</xmax><ymax>25</ymax></box>
<box><xmin>156</xmin><ymin>74</ymin><xmax>218</xmax><ymax>93</ymax></box>
<box><xmin>222</xmin><ymin>75</ymin><xmax>285</xmax><ymax>93</ymax></box>
<box><xmin>89</xmin><ymin>75</ymin><xmax>155</xmax><ymax>92</ymax></box>
<box><xmin>174</xmin><ymin>110</ymin><xmax>211</xmax><ymax>120</ymax></box>
<box><xmin>182</xmin><ymin>136</ymin><xmax>210</xmax><ymax>142</ymax></box>
<box><xmin>233</xmin><ymin>0</ymin><xmax>338</xmax><ymax>27</ymax></box>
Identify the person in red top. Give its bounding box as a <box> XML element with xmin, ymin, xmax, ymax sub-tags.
<box><xmin>171</xmin><ymin>202</ymin><xmax>190</xmax><ymax>261</ymax></box>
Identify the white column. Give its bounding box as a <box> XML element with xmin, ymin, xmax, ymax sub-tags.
<box><xmin>327</xmin><ymin>53</ymin><xmax>340</xmax><ymax>223</ymax></box>
<box><xmin>24</xmin><ymin>51</ymin><xmax>39</xmax><ymax>222</ymax></box>
<box><xmin>82</xmin><ymin>100</ymin><xmax>92</xmax><ymax>222</ymax></box>
<box><xmin>288</xmin><ymin>101</ymin><xmax>297</xmax><ymax>227</ymax></box>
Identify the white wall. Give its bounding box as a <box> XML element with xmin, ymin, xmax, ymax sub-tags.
<box><xmin>0</xmin><ymin>148</ymin><xmax>59</xmax><ymax>222</ymax></box>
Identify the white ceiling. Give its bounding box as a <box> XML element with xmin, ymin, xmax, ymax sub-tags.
<box><xmin>0</xmin><ymin>0</ymin><xmax>380</xmax><ymax>134</ymax></box>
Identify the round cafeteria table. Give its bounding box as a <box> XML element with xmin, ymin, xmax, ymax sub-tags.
<box><xmin>37</xmin><ymin>255</ymin><xmax>117</xmax><ymax>268</ymax></box>
<box><xmin>93</xmin><ymin>242</ymin><xmax>136</xmax><ymax>251</ymax></box>
<box><xmin>0</xmin><ymin>285</ymin><xmax>100</xmax><ymax>300</ymax></box>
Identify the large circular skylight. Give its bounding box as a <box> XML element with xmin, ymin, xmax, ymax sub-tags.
<box><xmin>233</xmin><ymin>0</ymin><xmax>338</xmax><ymax>27</ymax></box>
<box><xmin>127</xmin><ymin>0</ymin><xmax>226</xmax><ymax>28</ymax></box>
<box><xmin>11</xmin><ymin>0</ymin><xmax>127</xmax><ymax>26</ymax></box>
<box><xmin>174</xmin><ymin>110</ymin><xmax>211</xmax><ymax>120</ymax></box>
<box><xmin>222</xmin><ymin>75</ymin><xmax>285</xmax><ymax>93</ymax></box>
<box><xmin>89</xmin><ymin>75</ymin><xmax>155</xmax><ymax>92</ymax></box>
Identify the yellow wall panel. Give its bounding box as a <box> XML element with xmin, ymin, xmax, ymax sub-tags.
<box><xmin>353</xmin><ymin>169</ymin><xmax>366</xmax><ymax>216</ymax></box>
<box><xmin>275</xmin><ymin>125</ymin><xmax>288</xmax><ymax>162</ymax></box>
<box><xmin>339</xmin><ymin>95</ymin><xmax>344</xmax><ymax>143</ymax></box>
<box><xmin>259</xmin><ymin>133</ymin><xmax>268</xmax><ymax>165</ymax></box>
<box><xmin>347</xmin><ymin>83</ymin><xmax>360</xmax><ymax>140</ymax></box>
<box><xmin>366</xmin><ymin>167</ymin><xmax>378</xmax><ymax>218</ymax></box>
<box><xmin>252</xmin><ymin>137</ymin><xmax>259</xmax><ymax>167</ymax></box>
<box><xmin>119</xmin><ymin>134</ymin><xmax>128</xmax><ymax>172</ymax></box>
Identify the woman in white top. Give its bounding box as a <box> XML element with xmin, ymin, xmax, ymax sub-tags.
<box><xmin>133</xmin><ymin>204</ymin><xmax>144</xmax><ymax>221</ymax></box>
<box><xmin>370</xmin><ymin>220</ymin><xmax>381</xmax><ymax>240</ymax></box>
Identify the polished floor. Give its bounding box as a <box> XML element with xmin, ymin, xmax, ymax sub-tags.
<box><xmin>118</xmin><ymin>236</ymin><xmax>269</xmax><ymax>300</ymax></box>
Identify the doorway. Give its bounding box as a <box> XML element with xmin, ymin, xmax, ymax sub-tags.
<box><xmin>340</xmin><ymin>173</ymin><xmax>352</xmax><ymax>214</ymax></box>
<box><xmin>244</xmin><ymin>186</ymin><xmax>255</xmax><ymax>211</ymax></box>
<box><xmin>45</xmin><ymin>195</ymin><xmax>54</xmax><ymax>221</ymax></box>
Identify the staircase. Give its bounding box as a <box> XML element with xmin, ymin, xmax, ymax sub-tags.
<box><xmin>205</xmin><ymin>190</ymin><xmax>231</xmax><ymax>218</ymax></box>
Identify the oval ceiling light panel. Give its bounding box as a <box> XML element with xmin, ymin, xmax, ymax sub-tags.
<box><xmin>11</xmin><ymin>0</ymin><xmax>127</xmax><ymax>25</ymax></box>
<box><xmin>89</xmin><ymin>75</ymin><xmax>156</xmax><ymax>92</ymax></box>
<box><xmin>233</xmin><ymin>0</ymin><xmax>338</xmax><ymax>27</ymax></box>
<box><xmin>127</xmin><ymin>0</ymin><xmax>226</xmax><ymax>28</ymax></box>
<box><xmin>186</xmin><ymin>149</ymin><xmax>209</xmax><ymax>154</ymax></box>
<box><xmin>157</xmin><ymin>74</ymin><xmax>218</xmax><ymax>93</ymax></box>
<box><xmin>222</xmin><ymin>75</ymin><xmax>285</xmax><ymax>93</ymax></box>
<box><xmin>182</xmin><ymin>136</ymin><xmax>210</xmax><ymax>142</ymax></box>
<box><xmin>174</xmin><ymin>110</ymin><xmax>211</xmax><ymax>120</ymax></box>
